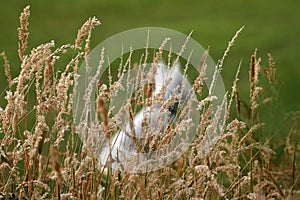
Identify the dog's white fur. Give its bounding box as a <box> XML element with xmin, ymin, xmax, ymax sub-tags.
<box><xmin>98</xmin><ymin>62</ymin><xmax>191</xmax><ymax>172</ymax></box>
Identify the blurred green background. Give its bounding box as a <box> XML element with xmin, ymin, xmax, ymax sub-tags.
<box><xmin>0</xmin><ymin>0</ymin><xmax>299</xmax><ymax>134</ymax></box>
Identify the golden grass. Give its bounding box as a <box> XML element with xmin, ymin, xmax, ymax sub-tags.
<box><xmin>0</xmin><ymin>6</ymin><xmax>299</xmax><ymax>199</ymax></box>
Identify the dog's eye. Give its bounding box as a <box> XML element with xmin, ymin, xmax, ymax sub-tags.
<box><xmin>168</xmin><ymin>102</ymin><xmax>179</xmax><ymax>116</ymax></box>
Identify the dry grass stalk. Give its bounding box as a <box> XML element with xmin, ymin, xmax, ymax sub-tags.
<box><xmin>96</xmin><ymin>96</ymin><xmax>108</xmax><ymax>129</ymax></box>
<box><xmin>218</xmin><ymin>26</ymin><xmax>244</xmax><ymax>71</ymax></box>
<box><xmin>0</xmin><ymin>52</ymin><xmax>13</xmax><ymax>89</ymax></box>
<box><xmin>227</xmin><ymin>61</ymin><xmax>242</xmax><ymax>119</ymax></box>
<box><xmin>75</xmin><ymin>16</ymin><xmax>101</xmax><ymax>50</ymax></box>
<box><xmin>249</xmin><ymin>49</ymin><xmax>263</xmax><ymax>115</ymax></box>
<box><xmin>50</xmin><ymin>144</ymin><xmax>63</xmax><ymax>184</ymax></box>
<box><xmin>267</xmin><ymin>53</ymin><xmax>276</xmax><ymax>84</ymax></box>
<box><xmin>18</xmin><ymin>5</ymin><xmax>30</xmax><ymax>61</ymax></box>
<box><xmin>192</xmin><ymin>49</ymin><xmax>208</xmax><ymax>96</ymax></box>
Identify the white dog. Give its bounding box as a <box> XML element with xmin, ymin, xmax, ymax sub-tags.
<box><xmin>98</xmin><ymin>62</ymin><xmax>191</xmax><ymax>172</ymax></box>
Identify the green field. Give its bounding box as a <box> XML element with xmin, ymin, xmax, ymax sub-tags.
<box><xmin>1</xmin><ymin>0</ymin><xmax>299</xmax><ymax>111</ymax></box>
<box><xmin>1</xmin><ymin>0</ymin><xmax>299</xmax><ymax>144</ymax></box>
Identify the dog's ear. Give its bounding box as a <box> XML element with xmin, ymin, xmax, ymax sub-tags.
<box><xmin>159</xmin><ymin>60</ymin><xmax>166</xmax><ymax>66</ymax></box>
<box><xmin>154</xmin><ymin>63</ymin><xmax>168</xmax><ymax>92</ymax></box>
<box><xmin>172</xmin><ymin>61</ymin><xmax>181</xmax><ymax>73</ymax></box>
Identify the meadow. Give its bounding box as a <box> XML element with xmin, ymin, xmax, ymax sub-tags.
<box><xmin>0</xmin><ymin>1</ymin><xmax>299</xmax><ymax>199</ymax></box>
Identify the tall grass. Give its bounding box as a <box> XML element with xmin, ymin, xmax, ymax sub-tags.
<box><xmin>0</xmin><ymin>6</ymin><xmax>298</xmax><ymax>199</ymax></box>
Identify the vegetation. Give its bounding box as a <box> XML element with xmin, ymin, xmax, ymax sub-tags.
<box><xmin>0</xmin><ymin>5</ymin><xmax>299</xmax><ymax>200</ymax></box>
